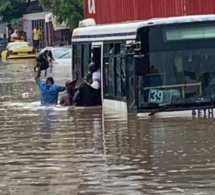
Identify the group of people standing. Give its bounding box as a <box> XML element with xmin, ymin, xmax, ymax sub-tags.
<box><xmin>34</xmin><ymin>61</ymin><xmax>101</xmax><ymax>107</ymax></box>
<box><xmin>8</xmin><ymin>25</ymin><xmax>27</xmax><ymax>43</ymax></box>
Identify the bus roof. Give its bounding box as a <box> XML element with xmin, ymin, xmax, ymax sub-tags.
<box><xmin>138</xmin><ymin>14</ymin><xmax>215</xmax><ymax>28</ymax></box>
<box><xmin>72</xmin><ymin>20</ymin><xmax>143</xmax><ymax>43</ymax></box>
<box><xmin>72</xmin><ymin>14</ymin><xmax>215</xmax><ymax>43</ymax></box>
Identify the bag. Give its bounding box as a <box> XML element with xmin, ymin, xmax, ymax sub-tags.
<box><xmin>36</xmin><ymin>53</ymin><xmax>49</xmax><ymax>71</ymax></box>
<box><xmin>39</xmin><ymin>60</ymin><xmax>49</xmax><ymax>71</ymax></box>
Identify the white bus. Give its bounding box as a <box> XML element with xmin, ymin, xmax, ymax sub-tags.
<box><xmin>72</xmin><ymin>15</ymin><xmax>215</xmax><ymax>118</ymax></box>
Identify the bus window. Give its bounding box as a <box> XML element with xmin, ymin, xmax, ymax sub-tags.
<box><xmin>104</xmin><ymin>44</ymin><xmax>111</xmax><ymax>56</ymax></box>
<box><xmin>103</xmin><ymin>58</ymin><xmax>109</xmax><ymax>95</ymax></box>
<box><xmin>115</xmin><ymin>43</ymin><xmax>120</xmax><ymax>55</ymax></box>
<box><xmin>73</xmin><ymin>44</ymin><xmax>82</xmax><ymax>82</ymax></box>
<box><xmin>121</xmin><ymin>58</ymin><xmax>126</xmax><ymax>97</ymax></box>
<box><xmin>103</xmin><ymin>57</ymin><xmax>115</xmax><ymax>97</ymax></box>
<box><xmin>126</xmin><ymin>54</ymin><xmax>136</xmax><ymax>111</ymax></box>
<box><xmin>116</xmin><ymin>57</ymin><xmax>126</xmax><ymax>98</ymax></box>
<box><xmin>108</xmin><ymin>57</ymin><xmax>115</xmax><ymax>96</ymax></box>
<box><xmin>120</xmin><ymin>43</ymin><xmax>126</xmax><ymax>55</ymax></box>
<box><xmin>116</xmin><ymin>57</ymin><xmax>122</xmax><ymax>97</ymax></box>
<box><xmin>82</xmin><ymin>44</ymin><xmax>91</xmax><ymax>77</ymax></box>
<box><xmin>103</xmin><ymin>42</ymin><xmax>127</xmax><ymax>99</ymax></box>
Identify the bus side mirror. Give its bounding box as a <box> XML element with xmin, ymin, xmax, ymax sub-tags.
<box><xmin>135</xmin><ymin>55</ymin><xmax>150</xmax><ymax>76</ymax></box>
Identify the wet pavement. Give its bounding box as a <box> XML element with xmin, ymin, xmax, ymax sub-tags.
<box><xmin>0</xmin><ymin>59</ymin><xmax>215</xmax><ymax>194</ymax></box>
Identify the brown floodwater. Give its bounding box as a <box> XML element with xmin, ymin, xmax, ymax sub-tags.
<box><xmin>0</xmin><ymin>59</ymin><xmax>215</xmax><ymax>195</ymax></box>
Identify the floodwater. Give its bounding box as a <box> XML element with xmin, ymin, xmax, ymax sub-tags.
<box><xmin>0</xmin><ymin>59</ymin><xmax>215</xmax><ymax>195</ymax></box>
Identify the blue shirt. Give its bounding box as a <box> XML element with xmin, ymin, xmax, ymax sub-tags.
<box><xmin>38</xmin><ymin>80</ymin><xmax>65</xmax><ymax>105</ymax></box>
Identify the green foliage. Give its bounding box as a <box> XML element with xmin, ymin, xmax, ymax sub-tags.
<box><xmin>39</xmin><ymin>0</ymin><xmax>84</xmax><ymax>29</ymax></box>
<box><xmin>0</xmin><ymin>0</ymin><xmax>27</xmax><ymax>22</ymax></box>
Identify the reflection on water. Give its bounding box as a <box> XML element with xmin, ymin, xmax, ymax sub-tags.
<box><xmin>0</xmin><ymin>60</ymin><xmax>215</xmax><ymax>194</ymax></box>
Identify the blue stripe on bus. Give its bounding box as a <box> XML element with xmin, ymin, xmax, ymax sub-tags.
<box><xmin>72</xmin><ymin>31</ymin><xmax>136</xmax><ymax>39</ymax></box>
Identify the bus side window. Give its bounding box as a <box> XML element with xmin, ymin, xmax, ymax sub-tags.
<box><xmin>103</xmin><ymin>42</ymin><xmax>126</xmax><ymax>99</ymax></box>
<box><xmin>73</xmin><ymin>44</ymin><xmax>82</xmax><ymax>82</ymax></box>
<box><xmin>82</xmin><ymin>44</ymin><xmax>91</xmax><ymax>77</ymax></box>
<box><xmin>103</xmin><ymin>58</ymin><xmax>109</xmax><ymax>95</ymax></box>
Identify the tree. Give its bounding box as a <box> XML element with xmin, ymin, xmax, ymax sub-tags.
<box><xmin>39</xmin><ymin>0</ymin><xmax>84</xmax><ymax>29</ymax></box>
<box><xmin>0</xmin><ymin>0</ymin><xmax>27</xmax><ymax>22</ymax></box>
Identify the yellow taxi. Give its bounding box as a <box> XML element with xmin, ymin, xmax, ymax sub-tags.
<box><xmin>1</xmin><ymin>41</ymin><xmax>36</xmax><ymax>60</ymax></box>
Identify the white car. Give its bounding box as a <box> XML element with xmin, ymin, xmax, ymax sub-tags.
<box><xmin>40</xmin><ymin>46</ymin><xmax>72</xmax><ymax>79</ymax></box>
<box><xmin>40</xmin><ymin>46</ymin><xmax>72</xmax><ymax>63</ymax></box>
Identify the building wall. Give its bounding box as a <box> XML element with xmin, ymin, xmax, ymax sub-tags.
<box><xmin>23</xmin><ymin>20</ymin><xmax>32</xmax><ymax>44</ymax></box>
<box><xmin>84</xmin><ymin>0</ymin><xmax>215</xmax><ymax>24</ymax></box>
<box><xmin>23</xmin><ymin>12</ymin><xmax>51</xmax><ymax>46</ymax></box>
<box><xmin>46</xmin><ymin>22</ymin><xmax>55</xmax><ymax>46</ymax></box>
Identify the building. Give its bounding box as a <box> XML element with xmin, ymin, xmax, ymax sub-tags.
<box><xmin>23</xmin><ymin>12</ymin><xmax>71</xmax><ymax>47</ymax></box>
<box><xmin>84</xmin><ymin>0</ymin><xmax>215</xmax><ymax>24</ymax></box>
<box><xmin>45</xmin><ymin>13</ymin><xmax>71</xmax><ymax>46</ymax></box>
<box><xmin>23</xmin><ymin>11</ymin><xmax>50</xmax><ymax>47</ymax></box>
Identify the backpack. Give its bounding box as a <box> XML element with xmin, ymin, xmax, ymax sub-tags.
<box><xmin>34</xmin><ymin>52</ymin><xmax>49</xmax><ymax>73</ymax></box>
<box><xmin>36</xmin><ymin>53</ymin><xmax>49</xmax><ymax>71</ymax></box>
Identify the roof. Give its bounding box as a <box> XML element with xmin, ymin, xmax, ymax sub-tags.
<box><xmin>72</xmin><ymin>21</ymin><xmax>143</xmax><ymax>42</ymax></box>
<box><xmin>138</xmin><ymin>14</ymin><xmax>215</xmax><ymax>28</ymax></box>
<box><xmin>23</xmin><ymin>12</ymin><xmax>51</xmax><ymax>21</ymax></box>
<box><xmin>72</xmin><ymin>14</ymin><xmax>215</xmax><ymax>43</ymax></box>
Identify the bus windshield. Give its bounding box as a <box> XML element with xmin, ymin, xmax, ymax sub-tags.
<box><xmin>136</xmin><ymin>22</ymin><xmax>215</xmax><ymax>110</ymax></box>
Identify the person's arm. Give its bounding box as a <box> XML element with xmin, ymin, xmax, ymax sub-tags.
<box><xmin>57</xmin><ymin>85</ymin><xmax>66</xmax><ymax>92</ymax></box>
<box><xmin>34</xmin><ymin>67</ymin><xmax>41</xmax><ymax>84</ymax></box>
<box><xmin>73</xmin><ymin>90</ymin><xmax>80</xmax><ymax>102</ymax></box>
<box><xmin>83</xmin><ymin>80</ymin><xmax>100</xmax><ymax>89</ymax></box>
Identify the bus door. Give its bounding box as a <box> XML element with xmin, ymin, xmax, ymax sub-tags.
<box><xmin>91</xmin><ymin>42</ymin><xmax>104</xmax><ymax>101</ymax></box>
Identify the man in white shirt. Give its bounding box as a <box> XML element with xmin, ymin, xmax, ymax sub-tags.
<box><xmin>86</xmin><ymin>62</ymin><xmax>101</xmax><ymax>90</ymax></box>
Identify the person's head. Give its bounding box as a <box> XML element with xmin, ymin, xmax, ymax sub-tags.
<box><xmin>46</xmin><ymin>77</ymin><xmax>54</xmax><ymax>85</ymax></box>
<box><xmin>86</xmin><ymin>73</ymin><xmax>93</xmax><ymax>84</ymax></box>
<box><xmin>35</xmin><ymin>26</ymin><xmax>38</xmax><ymax>30</ymax></box>
<box><xmin>89</xmin><ymin>62</ymin><xmax>98</xmax><ymax>73</ymax></box>
<box><xmin>65</xmin><ymin>80</ymin><xmax>76</xmax><ymax>93</ymax></box>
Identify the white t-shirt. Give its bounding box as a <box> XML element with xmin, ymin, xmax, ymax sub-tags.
<box><xmin>91</xmin><ymin>69</ymin><xmax>101</xmax><ymax>89</ymax></box>
<box><xmin>92</xmin><ymin>69</ymin><xmax>101</xmax><ymax>82</ymax></box>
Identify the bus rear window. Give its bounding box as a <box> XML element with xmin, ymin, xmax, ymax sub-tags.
<box><xmin>164</xmin><ymin>26</ymin><xmax>215</xmax><ymax>41</ymax></box>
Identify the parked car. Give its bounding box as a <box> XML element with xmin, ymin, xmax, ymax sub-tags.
<box><xmin>1</xmin><ymin>41</ymin><xmax>36</xmax><ymax>59</ymax></box>
<box><xmin>40</xmin><ymin>47</ymin><xmax>72</xmax><ymax>63</ymax></box>
<box><xmin>40</xmin><ymin>47</ymin><xmax>72</xmax><ymax>79</ymax></box>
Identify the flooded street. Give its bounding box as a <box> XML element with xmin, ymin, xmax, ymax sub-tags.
<box><xmin>1</xmin><ymin>60</ymin><xmax>215</xmax><ymax>195</ymax></box>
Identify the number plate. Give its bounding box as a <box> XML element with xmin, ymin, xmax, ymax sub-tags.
<box><xmin>148</xmin><ymin>89</ymin><xmax>172</xmax><ymax>104</ymax></box>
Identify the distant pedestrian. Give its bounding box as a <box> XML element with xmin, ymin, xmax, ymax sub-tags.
<box><xmin>10</xmin><ymin>29</ymin><xmax>19</xmax><ymax>41</ymax></box>
<box><xmin>7</xmin><ymin>24</ymin><xmax>14</xmax><ymax>42</ymax></box>
<box><xmin>33</xmin><ymin>26</ymin><xmax>41</xmax><ymax>52</ymax></box>
<box><xmin>22</xmin><ymin>32</ymin><xmax>27</xmax><ymax>41</ymax></box>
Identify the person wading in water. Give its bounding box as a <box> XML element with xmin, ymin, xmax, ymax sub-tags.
<box><xmin>35</xmin><ymin>66</ymin><xmax>65</xmax><ymax>105</ymax></box>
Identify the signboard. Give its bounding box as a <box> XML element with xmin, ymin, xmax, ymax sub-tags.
<box><xmin>148</xmin><ymin>89</ymin><xmax>172</xmax><ymax>104</ymax></box>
